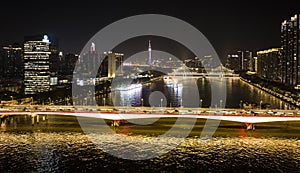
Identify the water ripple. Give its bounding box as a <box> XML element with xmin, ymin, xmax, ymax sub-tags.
<box><xmin>0</xmin><ymin>131</ymin><xmax>299</xmax><ymax>172</ymax></box>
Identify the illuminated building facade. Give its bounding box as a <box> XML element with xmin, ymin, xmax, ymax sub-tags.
<box><xmin>226</xmin><ymin>52</ymin><xmax>242</xmax><ymax>72</ymax></box>
<box><xmin>226</xmin><ymin>51</ymin><xmax>252</xmax><ymax>72</ymax></box>
<box><xmin>257</xmin><ymin>48</ymin><xmax>282</xmax><ymax>82</ymax></box>
<box><xmin>23</xmin><ymin>35</ymin><xmax>51</xmax><ymax>94</ymax></box>
<box><xmin>242</xmin><ymin>51</ymin><xmax>252</xmax><ymax>71</ymax></box>
<box><xmin>105</xmin><ymin>51</ymin><xmax>124</xmax><ymax>78</ymax></box>
<box><xmin>281</xmin><ymin>14</ymin><xmax>300</xmax><ymax>86</ymax></box>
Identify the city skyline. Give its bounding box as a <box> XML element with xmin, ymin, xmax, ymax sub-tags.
<box><xmin>2</xmin><ymin>2</ymin><xmax>300</xmax><ymax>171</ymax></box>
<box><xmin>0</xmin><ymin>1</ymin><xmax>300</xmax><ymax>61</ymax></box>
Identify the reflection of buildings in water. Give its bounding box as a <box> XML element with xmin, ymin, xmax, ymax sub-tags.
<box><xmin>166</xmin><ymin>81</ymin><xmax>183</xmax><ymax>107</ymax></box>
<box><xmin>105</xmin><ymin>78</ymin><xmax>292</xmax><ymax>109</ymax></box>
<box><xmin>114</xmin><ymin>84</ymin><xmax>143</xmax><ymax>106</ymax></box>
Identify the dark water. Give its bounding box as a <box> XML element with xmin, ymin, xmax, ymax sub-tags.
<box><xmin>1</xmin><ymin>115</ymin><xmax>300</xmax><ymax>172</ymax></box>
<box><xmin>101</xmin><ymin>77</ymin><xmax>292</xmax><ymax>109</ymax></box>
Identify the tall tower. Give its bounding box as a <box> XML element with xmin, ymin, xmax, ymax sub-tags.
<box><xmin>281</xmin><ymin>14</ymin><xmax>300</xmax><ymax>86</ymax></box>
<box><xmin>105</xmin><ymin>51</ymin><xmax>124</xmax><ymax>78</ymax></box>
<box><xmin>23</xmin><ymin>35</ymin><xmax>51</xmax><ymax>95</ymax></box>
<box><xmin>148</xmin><ymin>40</ymin><xmax>151</xmax><ymax>66</ymax></box>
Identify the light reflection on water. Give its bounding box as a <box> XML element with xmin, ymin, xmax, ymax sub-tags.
<box><xmin>99</xmin><ymin>78</ymin><xmax>294</xmax><ymax>109</ymax></box>
<box><xmin>0</xmin><ymin>115</ymin><xmax>300</xmax><ymax>172</ymax></box>
<box><xmin>0</xmin><ymin>131</ymin><xmax>300</xmax><ymax>172</ymax></box>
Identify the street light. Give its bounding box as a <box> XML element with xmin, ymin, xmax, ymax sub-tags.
<box><xmin>240</xmin><ymin>100</ymin><xmax>243</xmax><ymax>109</ymax></box>
<box><xmin>84</xmin><ymin>97</ymin><xmax>87</xmax><ymax>106</ymax></box>
<box><xmin>10</xmin><ymin>96</ymin><xmax>13</xmax><ymax>102</ymax></box>
<box><xmin>141</xmin><ymin>98</ymin><xmax>144</xmax><ymax>107</ymax></box>
<box><xmin>200</xmin><ymin>99</ymin><xmax>203</xmax><ymax>109</ymax></box>
<box><xmin>160</xmin><ymin>98</ymin><xmax>163</xmax><ymax>107</ymax></box>
<box><xmin>103</xmin><ymin>97</ymin><xmax>106</xmax><ymax>107</ymax></box>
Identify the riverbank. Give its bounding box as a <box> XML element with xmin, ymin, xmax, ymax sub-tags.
<box><xmin>240</xmin><ymin>77</ymin><xmax>300</xmax><ymax>109</ymax></box>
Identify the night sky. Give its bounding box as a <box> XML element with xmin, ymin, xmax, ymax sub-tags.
<box><xmin>1</xmin><ymin>0</ymin><xmax>300</xmax><ymax>62</ymax></box>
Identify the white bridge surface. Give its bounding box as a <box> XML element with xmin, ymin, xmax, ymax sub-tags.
<box><xmin>1</xmin><ymin>111</ymin><xmax>300</xmax><ymax>123</ymax></box>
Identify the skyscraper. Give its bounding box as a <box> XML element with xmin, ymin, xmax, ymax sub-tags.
<box><xmin>63</xmin><ymin>53</ymin><xmax>79</xmax><ymax>75</ymax></box>
<box><xmin>23</xmin><ymin>35</ymin><xmax>51</xmax><ymax>95</ymax></box>
<box><xmin>243</xmin><ymin>51</ymin><xmax>252</xmax><ymax>71</ymax></box>
<box><xmin>281</xmin><ymin>14</ymin><xmax>300</xmax><ymax>86</ymax></box>
<box><xmin>1</xmin><ymin>44</ymin><xmax>23</xmax><ymax>79</ymax></box>
<box><xmin>257</xmin><ymin>48</ymin><xmax>282</xmax><ymax>82</ymax></box>
<box><xmin>226</xmin><ymin>53</ymin><xmax>241</xmax><ymax>72</ymax></box>
<box><xmin>226</xmin><ymin>51</ymin><xmax>252</xmax><ymax>72</ymax></box>
<box><xmin>105</xmin><ymin>51</ymin><xmax>124</xmax><ymax>78</ymax></box>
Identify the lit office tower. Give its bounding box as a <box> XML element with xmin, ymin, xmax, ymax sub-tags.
<box><xmin>257</xmin><ymin>48</ymin><xmax>282</xmax><ymax>82</ymax></box>
<box><xmin>226</xmin><ymin>53</ymin><xmax>241</xmax><ymax>72</ymax></box>
<box><xmin>105</xmin><ymin>51</ymin><xmax>124</xmax><ymax>78</ymax></box>
<box><xmin>23</xmin><ymin>35</ymin><xmax>51</xmax><ymax>95</ymax></box>
<box><xmin>281</xmin><ymin>14</ymin><xmax>300</xmax><ymax>86</ymax></box>
<box><xmin>243</xmin><ymin>51</ymin><xmax>252</xmax><ymax>71</ymax></box>
<box><xmin>253</xmin><ymin>57</ymin><xmax>258</xmax><ymax>72</ymax></box>
<box><xmin>226</xmin><ymin>51</ymin><xmax>252</xmax><ymax>72</ymax></box>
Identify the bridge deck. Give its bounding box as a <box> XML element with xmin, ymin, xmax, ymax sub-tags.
<box><xmin>1</xmin><ymin>111</ymin><xmax>300</xmax><ymax>123</ymax></box>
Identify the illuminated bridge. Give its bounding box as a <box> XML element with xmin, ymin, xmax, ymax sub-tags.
<box><xmin>1</xmin><ymin>110</ymin><xmax>300</xmax><ymax>129</ymax></box>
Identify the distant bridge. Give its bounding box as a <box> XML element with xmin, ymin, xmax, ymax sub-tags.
<box><xmin>166</xmin><ymin>72</ymin><xmax>239</xmax><ymax>78</ymax></box>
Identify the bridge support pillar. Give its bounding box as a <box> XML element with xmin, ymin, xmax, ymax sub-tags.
<box><xmin>111</xmin><ymin>120</ymin><xmax>123</xmax><ymax>127</ymax></box>
<box><xmin>31</xmin><ymin>116</ymin><xmax>34</xmax><ymax>126</ymax></box>
<box><xmin>36</xmin><ymin>115</ymin><xmax>39</xmax><ymax>124</ymax></box>
<box><xmin>246</xmin><ymin>123</ymin><xmax>255</xmax><ymax>130</ymax></box>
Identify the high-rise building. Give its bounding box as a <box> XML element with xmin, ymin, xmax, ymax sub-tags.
<box><xmin>243</xmin><ymin>51</ymin><xmax>253</xmax><ymax>71</ymax></box>
<box><xmin>1</xmin><ymin>44</ymin><xmax>23</xmax><ymax>79</ymax></box>
<box><xmin>257</xmin><ymin>48</ymin><xmax>282</xmax><ymax>82</ymax></box>
<box><xmin>105</xmin><ymin>51</ymin><xmax>124</xmax><ymax>78</ymax></box>
<box><xmin>79</xmin><ymin>42</ymin><xmax>100</xmax><ymax>77</ymax></box>
<box><xmin>226</xmin><ymin>53</ymin><xmax>241</xmax><ymax>72</ymax></box>
<box><xmin>253</xmin><ymin>56</ymin><xmax>258</xmax><ymax>72</ymax></box>
<box><xmin>63</xmin><ymin>53</ymin><xmax>79</xmax><ymax>75</ymax></box>
<box><xmin>49</xmin><ymin>45</ymin><xmax>60</xmax><ymax>78</ymax></box>
<box><xmin>281</xmin><ymin>14</ymin><xmax>300</xmax><ymax>86</ymax></box>
<box><xmin>226</xmin><ymin>51</ymin><xmax>252</xmax><ymax>72</ymax></box>
<box><xmin>23</xmin><ymin>35</ymin><xmax>51</xmax><ymax>95</ymax></box>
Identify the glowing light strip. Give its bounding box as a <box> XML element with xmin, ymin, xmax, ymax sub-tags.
<box><xmin>2</xmin><ymin>112</ymin><xmax>300</xmax><ymax>123</ymax></box>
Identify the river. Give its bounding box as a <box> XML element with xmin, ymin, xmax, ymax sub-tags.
<box><xmin>100</xmin><ymin>77</ymin><xmax>293</xmax><ymax>109</ymax></box>
<box><xmin>1</xmin><ymin>77</ymin><xmax>299</xmax><ymax>172</ymax></box>
<box><xmin>0</xmin><ymin>115</ymin><xmax>300</xmax><ymax>172</ymax></box>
